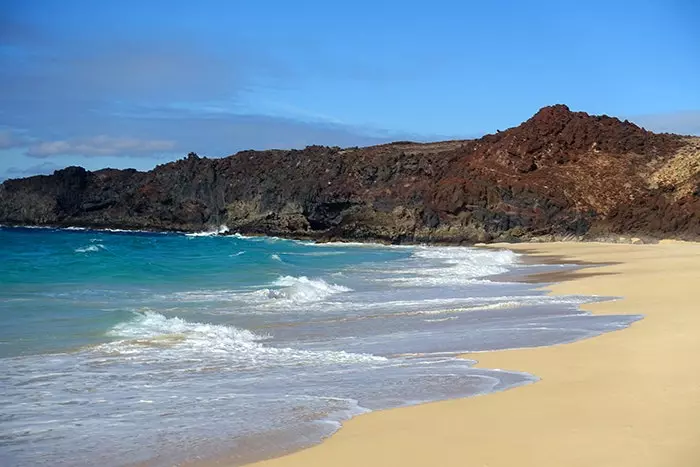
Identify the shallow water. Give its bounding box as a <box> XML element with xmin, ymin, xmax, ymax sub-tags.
<box><xmin>0</xmin><ymin>227</ymin><xmax>641</xmax><ymax>466</ymax></box>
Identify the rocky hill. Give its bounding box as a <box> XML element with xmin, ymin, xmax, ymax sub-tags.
<box><xmin>1</xmin><ymin>105</ymin><xmax>699</xmax><ymax>243</ymax></box>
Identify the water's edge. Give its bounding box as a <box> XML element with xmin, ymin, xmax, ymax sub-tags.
<box><xmin>0</xmin><ymin>226</ymin><xmax>642</xmax><ymax>467</ymax></box>
<box><xmin>182</xmin><ymin>250</ymin><xmax>635</xmax><ymax>467</ymax></box>
<box><xmin>0</xmin><ymin>222</ymin><xmax>608</xmax><ymax>246</ymax></box>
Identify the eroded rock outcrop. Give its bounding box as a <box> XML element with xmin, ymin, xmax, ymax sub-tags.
<box><xmin>1</xmin><ymin>105</ymin><xmax>699</xmax><ymax>243</ymax></box>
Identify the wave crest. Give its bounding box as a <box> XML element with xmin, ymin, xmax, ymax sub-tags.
<box><xmin>185</xmin><ymin>225</ymin><xmax>230</xmax><ymax>237</ymax></box>
<box><xmin>75</xmin><ymin>244</ymin><xmax>104</xmax><ymax>253</ymax></box>
<box><xmin>101</xmin><ymin>312</ymin><xmax>384</xmax><ymax>367</ymax></box>
<box><xmin>266</xmin><ymin>276</ymin><xmax>352</xmax><ymax>303</ymax></box>
<box><xmin>107</xmin><ymin>311</ymin><xmax>262</xmax><ymax>350</ymax></box>
<box><xmin>391</xmin><ymin>247</ymin><xmax>519</xmax><ymax>285</ymax></box>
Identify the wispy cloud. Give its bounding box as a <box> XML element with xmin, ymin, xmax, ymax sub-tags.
<box><xmin>0</xmin><ymin>129</ymin><xmax>30</xmax><ymax>149</ymax></box>
<box><xmin>0</xmin><ymin>17</ymin><xmax>401</xmax><ymax>164</ymax></box>
<box><xmin>0</xmin><ymin>7</ymin><xmax>456</xmax><ymax>177</ymax></box>
<box><xmin>25</xmin><ymin>136</ymin><xmax>177</xmax><ymax>158</ymax></box>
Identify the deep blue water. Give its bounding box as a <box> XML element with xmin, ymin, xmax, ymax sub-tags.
<box><xmin>0</xmin><ymin>226</ymin><xmax>641</xmax><ymax>466</ymax></box>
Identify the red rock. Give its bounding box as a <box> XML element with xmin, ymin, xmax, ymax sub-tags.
<box><xmin>1</xmin><ymin>105</ymin><xmax>698</xmax><ymax>243</ymax></box>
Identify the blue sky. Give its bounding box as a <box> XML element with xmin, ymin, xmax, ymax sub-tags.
<box><xmin>1</xmin><ymin>0</ymin><xmax>698</xmax><ymax>179</ymax></box>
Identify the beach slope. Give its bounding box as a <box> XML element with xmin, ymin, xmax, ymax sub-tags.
<box><xmin>250</xmin><ymin>241</ymin><xmax>700</xmax><ymax>467</ymax></box>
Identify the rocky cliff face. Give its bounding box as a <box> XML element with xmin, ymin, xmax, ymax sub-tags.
<box><xmin>1</xmin><ymin>105</ymin><xmax>699</xmax><ymax>243</ymax></box>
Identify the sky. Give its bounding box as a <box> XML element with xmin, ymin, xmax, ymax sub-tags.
<box><xmin>0</xmin><ymin>0</ymin><xmax>698</xmax><ymax>180</ymax></box>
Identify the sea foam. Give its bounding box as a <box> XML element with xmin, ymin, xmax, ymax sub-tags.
<box><xmin>388</xmin><ymin>246</ymin><xmax>519</xmax><ymax>286</ymax></box>
<box><xmin>186</xmin><ymin>225</ymin><xmax>230</xmax><ymax>237</ymax></box>
<box><xmin>167</xmin><ymin>276</ymin><xmax>352</xmax><ymax>307</ymax></box>
<box><xmin>0</xmin><ymin>228</ymin><xmax>642</xmax><ymax>467</ymax></box>
<box><xmin>102</xmin><ymin>311</ymin><xmax>385</xmax><ymax>368</ymax></box>
<box><xmin>75</xmin><ymin>244</ymin><xmax>104</xmax><ymax>253</ymax></box>
<box><xmin>266</xmin><ymin>275</ymin><xmax>352</xmax><ymax>303</ymax></box>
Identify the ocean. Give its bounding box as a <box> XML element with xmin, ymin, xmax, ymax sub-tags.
<box><xmin>0</xmin><ymin>226</ymin><xmax>641</xmax><ymax>466</ymax></box>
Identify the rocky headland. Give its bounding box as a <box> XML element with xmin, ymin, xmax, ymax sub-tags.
<box><xmin>1</xmin><ymin>105</ymin><xmax>698</xmax><ymax>243</ymax></box>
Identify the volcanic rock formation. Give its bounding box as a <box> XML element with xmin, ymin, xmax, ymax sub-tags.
<box><xmin>1</xmin><ymin>105</ymin><xmax>699</xmax><ymax>243</ymax></box>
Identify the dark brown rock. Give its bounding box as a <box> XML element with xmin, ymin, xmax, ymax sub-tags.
<box><xmin>1</xmin><ymin>105</ymin><xmax>698</xmax><ymax>243</ymax></box>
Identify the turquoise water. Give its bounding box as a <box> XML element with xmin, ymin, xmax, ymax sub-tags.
<box><xmin>0</xmin><ymin>228</ymin><xmax>409</xmax><ymax>358</ymax></box>
<box><xmin>0</xmin><ymin>227</ymin><xmax>641</xmax><ymax>466</ymax></box>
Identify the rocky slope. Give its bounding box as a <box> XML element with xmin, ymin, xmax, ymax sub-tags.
<box><xmin>1</xmin><ymin>105</ymin><xmax>699</xmax><ymax>243</ymax></box>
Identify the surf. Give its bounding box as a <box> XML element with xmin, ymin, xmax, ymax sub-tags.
<box><xmin>0</xmin><ymin>227</ymin><xmax>641</xmax><ymax>467</ymax></box>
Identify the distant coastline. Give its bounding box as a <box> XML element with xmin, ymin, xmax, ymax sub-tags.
<box><xmin>1</xmin><ymin>105</ymin><xmax>699</xmax><ymax>245</ymax></box>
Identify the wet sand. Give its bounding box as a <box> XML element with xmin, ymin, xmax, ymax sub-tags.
<box><xmin>246</xmin><ymin>240</ymin><xmax>700</xmax><ymax>467</ymax></box>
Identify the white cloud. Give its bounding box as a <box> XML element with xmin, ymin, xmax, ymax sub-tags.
<box><xmin>26</xmin><ymin>135</ymin><xmax>177</xmax><ymax>158</ymax></box>
<box><xmin>0</xmin><ymin>129</ymin><xmax>29</xmax><ymax>149</ymax></box>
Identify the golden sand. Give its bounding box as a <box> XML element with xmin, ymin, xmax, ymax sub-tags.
<box><xmin>247</xmin><ymin>241</ymin><xmax>700</xmax><ymax>467</ymax></box>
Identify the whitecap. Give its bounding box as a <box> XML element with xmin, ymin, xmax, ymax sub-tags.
<box><xmin>388</xmin><ymin>246</ymin><xmax>519</xmax><ymax>286</ymax></box>
<box><xmin>423</xmin><ymin>316</ymin><xmax>459</xmax><ymax>323</ymax></box>
<box><xmin>266</xmin><ymin>275</ymin><xmax>352</xmax><ymax>304</ymax></box>
<box><xmin>186</xmin><ymin>225</ymin><xmax>230</xmax><ymax>237</ymax></box>
<box><xmin>75</xmin><ymin>244</ymin><xmax>104</xmax><ymax>253</ymax></box>
<box><xmin>100</xmin><ymin>311</ymin><xmax>385</xmax><ymax>368</ymax></box>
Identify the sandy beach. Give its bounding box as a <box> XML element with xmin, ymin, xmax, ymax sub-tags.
<box><xmin>246</xmin><ymin>241</ymin><xmax>700</xmax><ymax>467</ymax></box>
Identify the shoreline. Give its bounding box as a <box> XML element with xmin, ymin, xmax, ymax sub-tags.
<box><xmin>9</xmin><ymin>225</ymin><xmax>697</xmax><ymax>465</ymax></box>
<box><xmin>4</xmin><ymin>222</ymin><xmax>692</xmax><ymax>247</ymax></box>
<box><xmin>237</xmin><ymin>240</ymin><xmax>700</xmax><ymax>467</ymax></box>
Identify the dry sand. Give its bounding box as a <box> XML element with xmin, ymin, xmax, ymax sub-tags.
<box><xmin>247</xmin><ymin>241</ymin><xmax>700</xmax><ymax>467</ymax></box>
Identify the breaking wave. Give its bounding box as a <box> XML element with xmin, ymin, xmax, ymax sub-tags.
<box><xmin>101</xmin><ymin>311</ymin><xmax>385</xmax><ymax>367</ymax></box>
<box><xmin>186</xmin><ymin>225</ymin><xmax>230</xmax><ymax>237</ymax></box>
<box><xmin>167</xmin><ymin>276</ymin><xmax>352</xmax><ymax>307</ymax></box>
<box><xmin>264</xmin><ymin>276</ymin><xmax>352</xmax><ymax>303</ymax></box>
<box><xmin>388</xmin><ymin>247</ymin><xmax>519</xmax><ymax>286</ymax></box>
<box><xmin>75</xmin><ymin>244</ymin><xmax>105</xmax><ymax>253</ymax></box>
